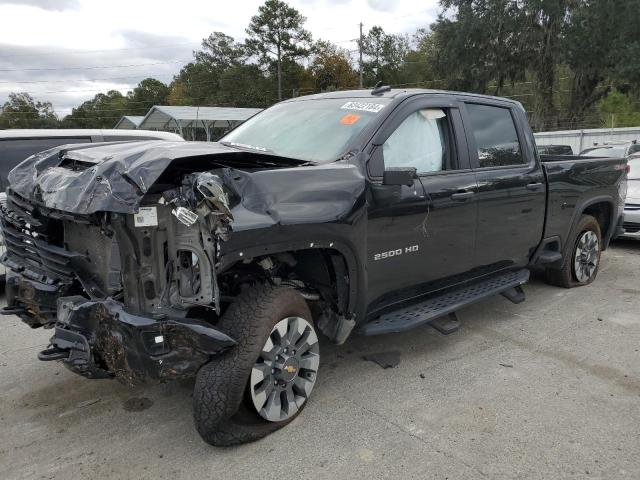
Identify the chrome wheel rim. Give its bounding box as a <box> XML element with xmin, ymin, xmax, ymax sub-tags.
<box><xmin>573</xmin><ymin>230</ymin><xmax>599</xmax><ymax>283</ymax></box>
<box><xmin>249</xmin><ymin>316</ymin><xmax>319</xmax><ymax>422</ymax></box>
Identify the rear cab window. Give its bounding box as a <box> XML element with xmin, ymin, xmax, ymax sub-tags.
<box><xmin>465</xmin><ymin>103</ymin><xmax>526</xmax><ymax>168</ymax></box>
<box><xmin>581</xmin><ymin>147</ymin><xmax>626</xmax><ymax>157</ymax></box>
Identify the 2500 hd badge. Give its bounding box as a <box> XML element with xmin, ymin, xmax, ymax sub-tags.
<box><xmin>373</xmin><ymin>245</ymin><xmax>420</xmax><ymax>261</ymax></box>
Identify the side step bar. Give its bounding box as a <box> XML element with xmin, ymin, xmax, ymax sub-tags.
<box><xmin>361</xmin><ymin>269</ymin><xmax>530</xmax><ymax>336</ymax></box>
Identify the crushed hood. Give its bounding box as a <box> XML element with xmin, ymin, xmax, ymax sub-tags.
<box><xmin>7</xmin><ymin>141</ymin><xmax>366</xmax><ymax>229</ymax></box>
<box><xmin>8</xmin><ymin>140</ymin><xmax>309</xmax><ymax>214</ymax></box>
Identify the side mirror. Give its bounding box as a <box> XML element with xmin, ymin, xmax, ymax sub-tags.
<box><xmin>383</xmin><ymin>167</ymin><xmax>417</xmax><ymax>186</ymax></box>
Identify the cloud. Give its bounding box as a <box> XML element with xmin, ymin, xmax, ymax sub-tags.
<box><xmin>0</xmin><ymin>0</ymin><xmax>80</xmax><ymax>11</ymax></box>
<box><xmin>0</xmin><ymin>0</ymin><xmax>441</xmax><ymax>117</ymax></box>
<box><xmin>366</xmin><ymin>0</ymin><xmax>397</xmax><ymax>13</ymax></box>
<box><xmin>0</xmin><ymin>32</ymin><xmax>195</xmax><ymax>116</ymax></box>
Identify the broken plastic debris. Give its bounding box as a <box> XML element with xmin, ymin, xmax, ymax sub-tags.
<box><xmin>196</xmin><ymin>173</ymin><xmax>233</xmax><ymax>219</ymax></box>
<box><xmin>172</xmin><ymin>206</ymin><xmax>198</xmax><ymax>226</ymax></box>
<box><xmin>363</xmin><ymin>351</ymin><xmax>401</xmax><ymax>369</ymax></box>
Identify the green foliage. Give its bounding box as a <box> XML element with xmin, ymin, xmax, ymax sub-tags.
<box><xmin>597</xmin><ymin>91</ymin><xmax>640</xmax><ymax>128</ymax></box>
<box><xmin>310</xmin><ymin>40</ymin><xmax>358</xmax><ymax>92</ymax></box>
<box><xmin>62</xmin><ymin>90</ymin><xmax>129</xmax><ymax>128</ymax></box>
<box><xmin>195</xmin><ymin>32</ymin><xmax>246</xmax><ymax>71</ymax></box>
<box><xmin>360</xmin><ymin>26</ymin><xmax>411</xmax><ymax>85</ymax></box>
<box><xmin>212</xmin><ymin>65</ymin><xmax>276</xmax><ymax>107</ymax></box>
<box><xmin>429</xmin><ymin>1</ymin><xmax>526</xmax><ymax>94</ymax></box>
<box><xmin>127</xmin><ymin>78</ymin><xmax>170</xmax><ymax>115</ymax></box>
<box><xmin>0</xmin><ymin>93</ymin><xmax>59</xmax><ymax>129</ymax></box>
<box><xmin>245</xmin><ymin>0</ymin><xmax>312</xmax><ymax>99</ymax></box>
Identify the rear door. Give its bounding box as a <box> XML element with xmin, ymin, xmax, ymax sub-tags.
<box><xmin>461</xmin><ymin>101</ymin><xmax>546</xmax><ymax>271</ymax></box>
<box><xmin>366</xmin><ymin>96</ymin><xmax>478</xmax><ymax>311</ymax></box>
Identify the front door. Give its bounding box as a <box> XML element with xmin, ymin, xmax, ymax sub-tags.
<box><xmin>366</xmin><ymin>97</ymin><xmax>478</xmax><ymax>314</ymax></box>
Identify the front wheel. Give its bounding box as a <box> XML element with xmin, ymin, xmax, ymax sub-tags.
<box><xmin>545</xmin><ymin>214</ymin><xmax>602</xmax><ymax>288</ymax></box>
<box><xmin>193</xmin><ymin>285</ymin><xmax>320</xmax><ymax>446</ymax></box>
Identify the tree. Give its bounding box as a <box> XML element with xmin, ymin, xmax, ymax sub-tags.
<box><xmin>171</xmin><ymin>33</ymin><xmax>246</xmax><ymax>107</ymax></box>
<box><xmin>195</xmin><ymin>32</ymin><xmax>245</xmax><ymax>71</ymax></box>
<box><xmin>173</xmin><ymin>61</ymin><xmax>217</xmax><ymax>105</ymax></box>
<box><xmin>597</xmin><ymin>90</ymin><xmax>640</xmax><ymax>128</ymax></box>
<box><xmin>563</xmin><ymin>0</ymin><xmax>640</xmax><ymax>128</ymax></box>
<box><xmin>245</xmin><ymin>0</ymin><xmax>312</xmax><ymax>100</ymax></box>
<box><xmin>309</xmin><ymin>40</ymin><xmax>358</xmax><ymax>91</ymax></box>
<box><xmin>167</xmin><ymin>80</ymin><xmax>191</xmax><ymax>106</ymax></box>
<box><xmin>361</xmin><ymin>26</ymin><xmax>411</xmax><ymax>86</ymax></box>
<box><xmin>212</xmin><ymin>64</ymin><xmax>276</xmax><ymax>107</ymax></box>
<box><xmin>522</xmin><ymin>0</ymin><xmax>571</xmax><ymax>131</ymax></box>
<box><xmin>428</xmin><ymin>1</ymin><xmax>527</xmax><ymax>94</ymax></box>
<box><xmin>62</xmin><ymin>90</ymin><xmax>129</xmax><ymax>128</ymax></box>
<box><xmin>0</xmin><ymin>92</ymin><xmax>58</xmax><ymax>129</ymax></box>
<box><xmin>128</xmin><ymin>78</ymin><xmax>170</xmax><ymax>114</ymax></box>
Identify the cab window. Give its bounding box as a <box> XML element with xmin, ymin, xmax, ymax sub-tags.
<box><xmin>383</xmin><ymin>109</ymin><xmax>455</xmax><ymax>174</ymax></box>
<box><xmin>466</xmin><ymin>103</ymin><xmax>525</xmax><ymax>168</ymax></box>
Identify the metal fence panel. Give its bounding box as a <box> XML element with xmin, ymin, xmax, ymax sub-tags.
<box><xmin>534</xmin><ymin>127</ymin><xmax>640</xmax><ymax>154</ymax></box>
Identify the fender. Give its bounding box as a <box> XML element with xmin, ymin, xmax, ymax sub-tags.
<box><xmin>218</xmin><ymin>238</ymin><xmax>367</xmax><ymax>322</ymax></box>
<box><xmin>562</xmin><ymin>194</ymin><xmax>617</xmax><ymax>260</ymax></box>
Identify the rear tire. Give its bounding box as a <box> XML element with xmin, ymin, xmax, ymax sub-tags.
<box><xmin>545</xmin><ymin>214</ymin><xmax>602</xmax><ymax>288</ymax></box>
<box><xmin>192</xmin><ymin>284</ymin><xmax>318</xmax><ymax>446</ymax></box>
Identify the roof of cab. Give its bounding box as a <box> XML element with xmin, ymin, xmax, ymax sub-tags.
<box><xmin>0</xmin><ymin>129</ymin><xmax>184</xmax><ymax>141</ymax></box>
<box><xmin>286</xmin><ymin>88</ymin><xmax>522</xmax><ymax>106</ymax></box>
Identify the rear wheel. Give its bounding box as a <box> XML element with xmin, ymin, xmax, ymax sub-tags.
<box><xmin>545</xmin><ymin>214</ymin><xmax>602</xmax><ymax>288</ymax></box>
<box><xmin>193</xmin><ymin>284</ymin><xmax>319</xmax><ymax>446</ymax></box>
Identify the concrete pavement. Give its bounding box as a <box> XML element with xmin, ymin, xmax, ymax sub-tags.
<box><xmin>1</xmin><ymin>241</ymin><xmax>639</xmax><ymax>479</ymax></box>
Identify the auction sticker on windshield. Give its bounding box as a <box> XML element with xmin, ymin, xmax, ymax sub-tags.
<box><xmin>341</xmin><ymin>101</ymin><xmax>386</xmax><ymax>113</ymax></box>
<box><xmin>340</xmin><ymin>113</ymin><xmax>361</xmax><ymax>125</ymax></box>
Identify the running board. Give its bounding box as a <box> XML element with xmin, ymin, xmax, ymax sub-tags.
<box><xmin>361</xmin><ymin>269</ymin><xmax>530</xmax><ymax>336</ymax></box>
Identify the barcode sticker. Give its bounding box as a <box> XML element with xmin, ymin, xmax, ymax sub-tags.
<box><xmin>341</xmin><ymin>101</ymin><xmax>386</xmax><ymax>113</ymax></box>
<box><xmin>134</xmin><ymin>206</ymin><xmax>158</xmax><ymax>227</ymax></box>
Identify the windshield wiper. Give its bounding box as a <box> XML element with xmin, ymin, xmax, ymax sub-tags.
<box><xmin>220</xmin><ymin>141</ymin><xmax>273</xmax><ymax>154</ymax></box>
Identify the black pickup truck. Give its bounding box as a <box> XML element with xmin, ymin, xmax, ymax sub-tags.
<box><xmin>1</xmin><ymin>88</ymin><xmax>627</xmax><ymax>446</ymax></box>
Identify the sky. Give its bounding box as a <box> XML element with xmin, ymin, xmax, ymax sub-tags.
<box><xmin>0</xmin><ymin>0</ymin><xmax>440</xmax><ymax>117</ymax></box>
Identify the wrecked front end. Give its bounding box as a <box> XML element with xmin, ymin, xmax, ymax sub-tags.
<box><xmin>2</xmin><ymin>141</ymin><xmax>366</xmax><ymax>384</ymax></box>
<box><xmin>1</xmin><ymin>161</ymin><xmax>237</xmax><ymax>384</ymax></box>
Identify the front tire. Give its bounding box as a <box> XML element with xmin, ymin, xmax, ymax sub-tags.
<box><xmin>545</xmin><ymin>214</ymin><xmax>602</xmax><ymax>288</ymax></box>
<box><xmin>193</xmin><ymin>284</ymin><xmax>319</xmax><ymax>446</ymax></box>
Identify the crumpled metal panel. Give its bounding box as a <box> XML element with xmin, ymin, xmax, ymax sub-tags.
<box><xmin>8</xmin><ymin>141</ymin><xmax>366</xmax><ymax>229</ymax></box>
<box><xmin>8</xmin><ymin>141</ymin><xmax>294</xmax><ymax>214</ymax></box>
<box><xmin>221</xmin><ymin>163</ymin><xmax>366</xmax><ymax>231</ymax></box>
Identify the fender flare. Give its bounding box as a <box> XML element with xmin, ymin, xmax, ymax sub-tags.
<box><xmin>218</xmin><ymin>239</ymin><xmax>366</xmax><ymax>320</ymax></box>
<box><xmin>562</xmin><ymin>194</ymin><xmax>616</xmax><ymax>260</ymax></box>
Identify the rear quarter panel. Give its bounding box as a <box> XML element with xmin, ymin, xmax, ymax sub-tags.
<box><xmin>541</xmin><ymin>155</ymin><xmax>627</xmax><ymax>250</ymax></box>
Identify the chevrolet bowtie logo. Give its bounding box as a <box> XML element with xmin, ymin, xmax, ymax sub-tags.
<box><xmin>284</xmin><ymin>365</ymin><xmax>297</xmax><ymax>374</ymax></box>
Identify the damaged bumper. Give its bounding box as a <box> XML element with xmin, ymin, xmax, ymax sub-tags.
<box><xmin>18</xmin><ymin>284</ymin><xmax>236</xmax><ymax>384</ymax></box>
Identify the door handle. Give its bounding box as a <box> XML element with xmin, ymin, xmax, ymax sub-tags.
<box><xmin>526</xmin><ymin>182</ymin><xmax>543</xmax><ymax>191</ymax></box>
<box><xmin>450</xmin><ymin>191</ymin><xmax>475</xmax><ymax>201</ymax></box>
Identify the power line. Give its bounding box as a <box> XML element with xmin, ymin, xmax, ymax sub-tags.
<box><xmin>0</xmin><ymin>42</ymin><xmax>201</xmax><ymax>60</ymax></box>
<box><xmin>0</xmin><ymin>59</ymin><xmax>192</xmax><ymax>73</ymax></box>
<box><xmin>0</xmin><ymin>72</ymin><xmax>177</xmax><ymax>84</ymax></box>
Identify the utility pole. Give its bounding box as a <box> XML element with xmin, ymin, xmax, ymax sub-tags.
<box><xmin>359</xmin><ymin>22</ymin><xmax>364</xmax><ymax>89</ymax></box>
